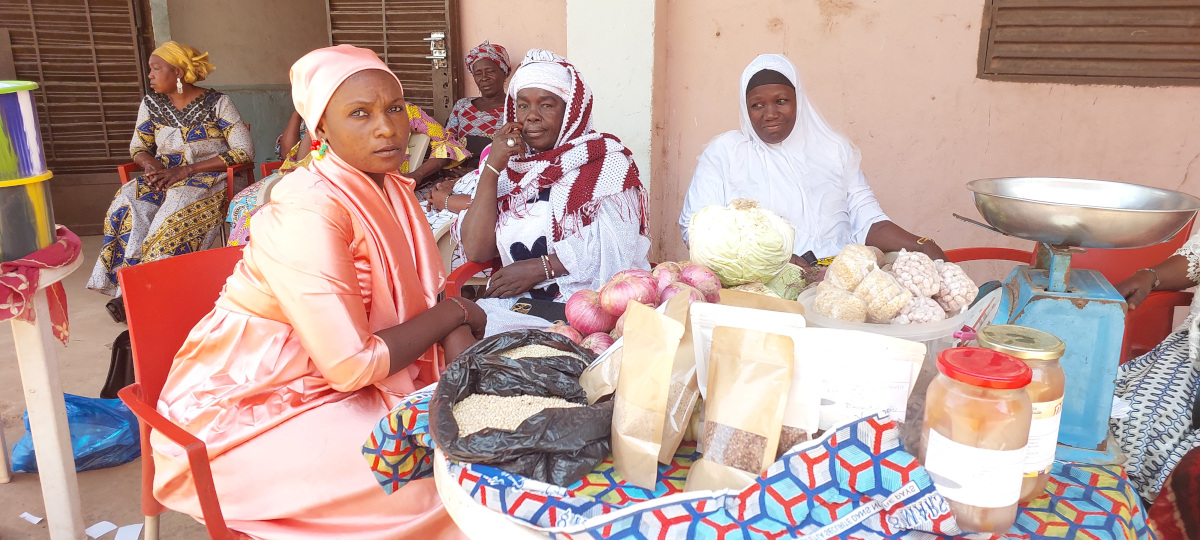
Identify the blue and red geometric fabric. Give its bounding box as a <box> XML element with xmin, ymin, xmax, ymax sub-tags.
<box><xmin>365</xmin><ymin>390</ymin><xmax>1153</xmax><ymax>539</ymax></box>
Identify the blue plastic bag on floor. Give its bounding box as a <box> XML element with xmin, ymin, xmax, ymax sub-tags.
<box><xmin>11</xmin><ymin>393</ymin><xmax>141</xmax><ymax>473</ymax></box>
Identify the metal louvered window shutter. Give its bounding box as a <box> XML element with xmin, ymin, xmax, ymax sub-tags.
<box><xmin>326</xmin><ymin>0</ymin><xmax>461</xmax><ymax>123</ymax></box>
<box><xmin>978</xmin><ymin>0</ymin><xmax>1200</xmax><ymax>86</ymax></box>
<box><xmin>0</xmin><ymin>0</ymin><xmax>153</xmax><ymax>174</ymax></box>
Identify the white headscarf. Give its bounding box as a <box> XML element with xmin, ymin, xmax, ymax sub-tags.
<box><xmin>679</xmin><ymin>54</ymin><xmax>884</xmax><ymax>258</ymax></box>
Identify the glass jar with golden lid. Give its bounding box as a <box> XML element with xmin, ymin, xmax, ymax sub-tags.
<box><xmin>977</xmin><ymin>324</ymin><xmax>1066</xmax><ymax>505</ymax></box>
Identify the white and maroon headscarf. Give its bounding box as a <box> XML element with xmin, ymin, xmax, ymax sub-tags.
<box><xmin>496</xmin><ymin>49</ymin><xmax>647</xmax><ymax>242</ymax></box>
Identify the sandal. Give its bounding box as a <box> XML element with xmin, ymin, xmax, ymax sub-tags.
<box><xmin>106</xmin><ymin>297</ymin><xmax>126</xmax><ymax>324</ymax></box>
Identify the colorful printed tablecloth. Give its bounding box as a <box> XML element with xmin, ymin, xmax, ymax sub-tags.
<box><xmin>364</xmin><ymin>388</ymin><xmax>1154</xmax><ymax>539</ymax></box>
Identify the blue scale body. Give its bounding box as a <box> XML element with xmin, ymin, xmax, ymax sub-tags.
<box><xmin>992</xmin><ymin>251</ymin><xmax>1126</xmax><ymax>464</ymax></box>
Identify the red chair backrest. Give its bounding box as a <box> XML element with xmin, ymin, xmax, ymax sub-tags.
<box><xmin>1070</xmin><ymin>217</ymin><xmax>1195</xmax><ymax>284</ymax></box>
<box><xmin>117</xmin><ymin>247</ymin><xmax>244</xmax><ymax>403</ymax></box>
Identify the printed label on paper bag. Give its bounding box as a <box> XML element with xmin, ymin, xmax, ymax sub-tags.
<box><xmin>1024</xmin><ymin>397</ymin><xmax>1063</xmax><ymax>477</ymax></box>
<box><xmin>924</xmin><ymin>429</ymin><xmax>1024</xmax><ymax>508</ymax></box>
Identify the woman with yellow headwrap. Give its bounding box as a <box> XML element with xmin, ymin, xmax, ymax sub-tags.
<box><xmin>87</xmin><ymin>41</ymin><xmax>254</xmax><ymax>321</ymax></box>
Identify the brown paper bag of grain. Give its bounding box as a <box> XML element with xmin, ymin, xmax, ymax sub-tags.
<box><xmin>611</xmin><ymin>300</ymin><xmax>685</xmax><ymax>489</ymax></box>
<box><xmin>657</xmin><ymin>296</ymin><xmax>701</xmax><ymax>464</ymax></box>
<box><xmin>684</xmin><ymin>327</ymin><xmax>793</xmax><ymax>492</ymax></box>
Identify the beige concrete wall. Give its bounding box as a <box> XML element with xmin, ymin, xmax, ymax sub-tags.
<box><xmin>165</xmin><ymin>0</ymin><xmax>329</xmax><ymax>86</ymax></box>
<box><xmin>652</xmin><ymin>0</ymin><xmax>1200</xmax><ymax>262</ymax></box>
<box><xmin>457</xmin><ymin>0</ymin><xmax>567</xmax><ymax>97</ymax></box>
<box><xmin>567</xmin><ymin>0</ymin><xmax>660</xmax><ymax>188</ymax></box>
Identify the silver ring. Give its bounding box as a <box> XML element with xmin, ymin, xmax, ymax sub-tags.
<box><xmin>506</xmin><ymin>138</ymin><xmax>516</xmax><ymax>148</ymax></box>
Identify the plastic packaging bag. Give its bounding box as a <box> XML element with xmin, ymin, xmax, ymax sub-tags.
<box><xmin>824</xmin><ymin>244</ymin><xmax>878</xmax><ymax>291</ymax></box>
<box><xmin>813</xmin><ymin>283</ymin><xmax>868</xmax><ymax>323</ymax></box>
<box><xmin>11</xmin><ymin>394</ymin><xmax>140</xmax><ymax>473</ymax></box>
<box><xmin>853</xmin><ymin>268</ymin><xmax>914</xmax><ymax>323</ymax></box>
<box><xmin>429</xmin><ymin>330</ymin><xmax>614</xmax><ymax>486</ymax></box>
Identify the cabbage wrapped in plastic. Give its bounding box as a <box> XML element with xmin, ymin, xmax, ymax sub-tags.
<box><xmin>891</xmin><ymin>250</ymin><xmax>941</xmax><ymax>298</ymax></box>
<box><xmin>934</xmin><ymin>260</ymin><xmax>979</xmax><ymax>313</ymax></box>
<box><xmin>766</xmin><ymin>263</ymin><xmax>806</xmax><ymax>301</ymax></box>
<box><xmin>813</xmin><ymin>284</ymin><xmax>868</xmax><ymax>323</ymax></box>
<box><xmin>825</xmin><ymin>244</ymin><xmax>878</xmax><ymax>291</ymax></box>
<box><xmin>893</xmin><ymin>296</ymin><xmax>946</xmax><ymax>325</ymax></box>
<box><xmin>689</xmin><ymin>199</ymin><xmax>795</xmax><ymax>287</ymax></box>
<box><xmin>853</xmin><ymin>269</ymin><xmax>913</xmax><ymax>323</ymax></box>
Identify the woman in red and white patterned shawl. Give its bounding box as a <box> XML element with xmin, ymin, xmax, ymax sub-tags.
<box><xmin>458</xmin><ymin>49</ymin><xmax>650</xmax><ymax>335</ymax></box>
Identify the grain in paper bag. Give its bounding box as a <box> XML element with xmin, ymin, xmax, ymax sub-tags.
<box><xmin>691</xmin><ymin>291</ymin><xmax>817</xmax><ymax>458</ymax></box>
<box><xmin>685</xmin><ymin>327</ymin><xmax>793</xmax><ymax>492</ymax></box>
<box><xmin>611</xmin><ymin>301</ymin><xmax>684</xmax><ymax>488</ymax></box>
<box><xmin>657</xmin><ymin>295</ymin><xmax>701</xmax><ymax>464</ymax></box>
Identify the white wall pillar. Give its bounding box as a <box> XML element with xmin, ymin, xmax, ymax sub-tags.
<box><xmin>566</xmin><ymin>0</ymin><xmax>661</xmax><ymax>190</ymax></box>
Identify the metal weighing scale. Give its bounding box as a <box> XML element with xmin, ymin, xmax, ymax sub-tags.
<box><xmin>962</xmin><ymin>177</ymin><xmax>1200</xmax><ymax>464</ymax></box>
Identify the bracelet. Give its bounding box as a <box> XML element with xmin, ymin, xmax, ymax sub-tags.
<box><xmin>484</xmin><ymin>163</ymin><xmax>503</xmax><ymax>177</ymax></box>
<box><xmin>916</xmin><ymin>237</ymin><xmax>932</xmax><ymax>245</ymax></box>
<box><xmin>443</xmin><ymin>193</ymin><xmax>452</xmax><ymax>212</ymax></box>
<box><xmin>1140</xmin><ymin>268</ymin><xmax>1161</xmax><ymax>289</ymax></box>
<box><xmin>448</xmin><ymin>297</ymin><xmax>470</xmax><ymax>326</ymax></box>
<box><xmin>540</xmin><ymin>255</ymin><xmax>552</xmax><ymax>280</ymax></box>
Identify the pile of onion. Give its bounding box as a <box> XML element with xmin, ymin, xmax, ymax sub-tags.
<box><xmin>556</xmin><ymin>263</ymin><xmax>723</xmax><ymax>342</ymax></box>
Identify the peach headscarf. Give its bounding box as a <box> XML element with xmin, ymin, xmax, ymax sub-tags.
<box><xmin>288</xmin><ymin>45</ymin><xmax>446</xmax><ymax>382</ymax></box>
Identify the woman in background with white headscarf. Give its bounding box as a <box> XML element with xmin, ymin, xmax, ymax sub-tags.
<box><xmin>458</xmin><ymin>49</ymin><xmax>650</xmax><ymax>335</ymax></box>
<box><xmin>678</xmin><ymin>54</ymin><xmax>944</xmax><ymax>267</ymax></box>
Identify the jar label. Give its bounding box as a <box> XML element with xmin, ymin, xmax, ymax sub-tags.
<box><xmin>1023</xmin><ymin>397</ymin><xmax>1063</xmax><ymax>477</ymax></box>
<box><xmin>924</xmin><ymin>429</ymin><xmax>1024</xmax><ymax>508</ymax></box>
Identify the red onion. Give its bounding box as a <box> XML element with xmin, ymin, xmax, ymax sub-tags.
<box><xmin>599</xmin><ymin>270</ymin><xmax>659</xmax><ymax>317</ymax></box>
<box><xmin>652</xmin><ymin>262</ymin><xmax>683</xmax><ymax>294</ymax></box>
<box><xmin>544</xmin><ymin>322</ymin><xmax>582</xmax><ymax>344</ymax></box>
<box><xmin>681</xmin><ymin>263</ymin><xmax>722</xmax><ymax>303</ymax></box>
<box><xmin>660</xmin><ymin>282</ymin><xmax>705</xmax><ymax>305</ymax></box>
<box><xmin>610</xmin><ymin>312</ymin><xmax>627</xmax><ymax>339</ymax></box>
<box><xmin>613</xmin><ymin>268</ymin><xmax>654</xmax><ymax>281</ymax></box>
<box><xmin>581</xmin><ymin>332</ymin><xmax>616</xmax><ymax>356</ymax></box>
<box><xmin>565</xmin><ymin>289</ymin><xmax>617</xmax><ymax>335</ymax></box>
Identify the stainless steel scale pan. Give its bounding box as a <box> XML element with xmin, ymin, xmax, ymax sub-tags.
<box><xmin>965</xmin><ymin>177</ymin><xmax>1200</xmax><ymax>249</ymax></box>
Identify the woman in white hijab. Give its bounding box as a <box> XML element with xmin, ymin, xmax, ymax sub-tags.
<box><xmin>678</xmin><ymin>54</ymin><xmax>944</xmax><ymax>266</ymax></box>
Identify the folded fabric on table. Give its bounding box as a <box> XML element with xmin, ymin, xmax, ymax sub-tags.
<box><xmin>0</xmin><ymin>225</ymin><xmax>81</xmax><ymax>344</ymax></box>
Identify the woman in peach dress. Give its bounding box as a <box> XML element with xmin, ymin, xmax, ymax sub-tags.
<box><xmin>149</xmin><ymin>45</ymin><xmax>482</xmax><ymax>539</ymax></box>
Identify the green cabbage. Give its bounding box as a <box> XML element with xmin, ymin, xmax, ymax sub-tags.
<box><xmin>766</xmin><ymin>263</ymin><xmax>806</xmax><ymax>300</ymax></box>
<box><xmin>688</xmin><ymin>199</ymin><xmax>795</xmax><ymax>286</ymax></box>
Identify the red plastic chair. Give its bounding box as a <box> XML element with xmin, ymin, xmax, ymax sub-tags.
<box><xmin>259</xmin><ymin>161</ymin><xmax>284</xmax><ymax>179</ymax></box>
<box><xmin>946</xmin><ymin>217</ymin><xmax>1196</xmax><ymax>364</ymax></box>
<box><xmin>445</xmin><ymin>258</ymin><xmax>503</xmax><ymax>298</ymax></box>
<box><xmin>116</xmin><ymin>246</ymin><xmax>245</xmax><ymax>540</ymax></box>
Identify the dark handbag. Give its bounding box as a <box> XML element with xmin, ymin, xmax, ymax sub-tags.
<box><xmin>511</xmin><ymin>297</ymin><xmax>567</xmax><ymax>323</ymax></box>
<box><xmin>100</xmin><ymin>331</ymin><xmax>134</xmax><ymax>399</ymax></box>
